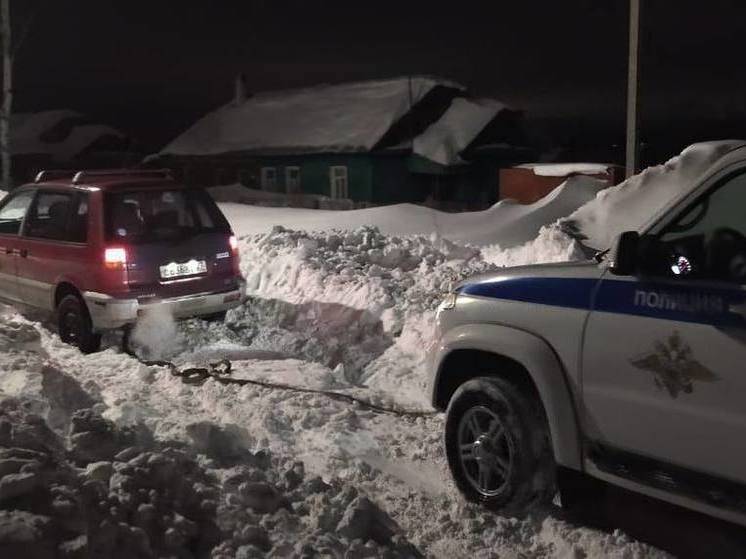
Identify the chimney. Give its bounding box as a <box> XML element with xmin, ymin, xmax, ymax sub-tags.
<box><xmin>233</xmin><ymin>73</ymin><xmax>248</xmax><ymax>106</ymax></box>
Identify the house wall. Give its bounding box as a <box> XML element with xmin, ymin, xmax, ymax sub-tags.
<box><xmin>499</xmin><ymin>167</ymin><xmax>613</xmax><ymax>204</ymax></box>
<box><xmin>164</xmin><ymin>154</ymin><xmax>375</xmax><ymax>201</ymax></box>
<box><xmin>251</xmin><ymin>154</ymin><xmax>373</xmax><ymax>201</ymax></box>
<box><xmin>370</xmin><ymin>154</ymin><xmax>427</xmax><ymax>205</ymax></box>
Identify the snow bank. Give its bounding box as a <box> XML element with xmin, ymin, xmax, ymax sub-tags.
<box><xmin>220</xmin><ymin>175</ymin><xmax>606</xmax><ymax>248</ymax></box>
<box><xmin>563</xmin><ymin>140</ymin><xmax>746</xmax><ymax>249</ymax></box>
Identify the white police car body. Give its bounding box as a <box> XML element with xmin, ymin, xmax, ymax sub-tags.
<box><xmin>428</xmin><ymin>144</ymin><xmax>746</xmax><ymax>524</ymax></box>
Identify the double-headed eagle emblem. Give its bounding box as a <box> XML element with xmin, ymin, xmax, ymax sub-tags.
<box><xmin>630</xmin><ymin>331</ymin><xmax>719</xmax><ymax>398</ymax></box>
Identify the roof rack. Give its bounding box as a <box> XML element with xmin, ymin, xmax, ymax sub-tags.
<box><xmin>71</xmin><ymin>169</ymin><xmax>173</xmax><ymax>185</ymax></box>
<box><xmin>34</xmin><ymin>170</ymin><xmax>77</xmax><ymax>183</ymax></box>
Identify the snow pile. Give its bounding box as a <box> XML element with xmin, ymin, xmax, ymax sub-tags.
<box><xmin>160</xmin><ymin>76</ymin><xmax>463</xmax><ymax>156</ymax></box>
<box><xmin>0</xmin><ymin>307</ymin><xmax>667</xmax><ymax>558</ymax></box>
<box><xmin>481</xmin><ymin>225</ymin><xmax>587</xmax><ymax>268</ymax></box>
<box><xmin>0</xmin><ymin>398</ymin><xmax>420</xmax><ymax>558</ymax></box>
<box><xmin>213</xmin><ymin>224</ymin><xmax>584</xmax><ymax>405</ymax></box>
<box><xmin>518</xmin><ymin>162</ymin><xmax>611</xmax><ymax>177</ymax></box>
<box><xmin>219</xmin><ymin>174</ymin><xmax>607</xmax><ymax>248</ymax></box>
<box><xmin>562</xmin><ymin>140</ymin><xmax>746</xmax><ymax>250</ymax></box>
<box><xmin>226</xmin><ymin>227</ymin><xmax>490</xmax><ymax>401</ymax></box>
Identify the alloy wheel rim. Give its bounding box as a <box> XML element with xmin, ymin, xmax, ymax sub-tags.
<box><xmin>457</xmin><ymin>405</ymin><xmax>514</xmax><ymax>497</ymax></box>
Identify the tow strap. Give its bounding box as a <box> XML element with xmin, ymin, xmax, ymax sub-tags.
<box><xmin>129</xmin><ymin>354</ymin><xmax>438</xmax><ymax>419</ymax></box>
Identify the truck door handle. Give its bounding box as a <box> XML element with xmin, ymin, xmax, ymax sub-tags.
<box><xmin>4</xmin><ymin>247</ymin><xmax>11</xmax><ymax>255</ymax></box>
<box><xmin>729</xmin><ymin>303</ymin><xmax>746</xmax><ymax>317</ymax></box>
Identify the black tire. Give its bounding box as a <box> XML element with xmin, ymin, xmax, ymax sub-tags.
<box><xmin>201</xmin><ymin>310</ymin><xmax>227</xmax><ymax>323</ymax></box>
<box><xmin>57</xmin><ymin>294</ymin><xmax>101</xmax><ymax>354</ymax></box>
<box><xmin>444</xmin><ymin>376</ymin><xmax>556</xmax><ymax>514</ymax></box>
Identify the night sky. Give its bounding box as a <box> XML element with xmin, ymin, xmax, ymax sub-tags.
<box><xmin>12</xmin><ymin>0</ymin><xmax>746</xmax><ymax>163</ymax></box>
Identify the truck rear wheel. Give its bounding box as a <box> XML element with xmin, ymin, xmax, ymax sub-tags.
<box><xmin>444</xmin><ymin>376</ymin><xmax>556</xmax><ymax>514</ymax></box>
<box><xmin>57</xmin><ymin>294</ymin><xmax>101</xmax><ymax>354</ymax></box>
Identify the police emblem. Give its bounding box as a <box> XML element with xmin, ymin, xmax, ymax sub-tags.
<box><xmin>630</xmin><ymin>331</ymin><xmax>719</xmax><ymax>398</ymax></box>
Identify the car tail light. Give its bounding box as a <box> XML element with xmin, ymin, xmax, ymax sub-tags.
<box><xmin>104</xmin><ymin>247</ymin><xmax>127</xmax><ymax>270</ymax></box>
<box><xmin>229</xmin><ymin>235</ymin><xmax>241</xmax><ymax>275</ymax></box>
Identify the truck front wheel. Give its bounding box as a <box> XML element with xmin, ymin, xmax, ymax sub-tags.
<box><xmin>444</xmin><ymin>376</ymin><xmax>556</xmax><ymax>514</ymax></box>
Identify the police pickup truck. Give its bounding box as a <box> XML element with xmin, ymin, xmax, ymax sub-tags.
<box><xmin>428</xmin><ymin>144</ymin><xmax>746</xmax><ymax>525</ymax></box>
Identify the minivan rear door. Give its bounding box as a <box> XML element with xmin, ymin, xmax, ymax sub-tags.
<box><xmin>104</xmin><ymin>188</ymin><xmax>236</xmax><ymax>300</ymax></box>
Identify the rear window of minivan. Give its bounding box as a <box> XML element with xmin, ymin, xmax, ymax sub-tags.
<box><xmin>105</xmin><ymin>188</ymin><xmax>230</xmax><ymax>244</ymax></box>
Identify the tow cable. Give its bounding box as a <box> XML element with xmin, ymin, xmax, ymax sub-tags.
<box><xmin>124</xmin><ymin>349</ymin><xmax>437</xmax><ymax>419</ymax></box>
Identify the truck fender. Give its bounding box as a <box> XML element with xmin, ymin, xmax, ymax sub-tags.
<box><xmin>431</xmin><ymin>322</ymin><xmax>582</xmax><ymax>470</ymax></box>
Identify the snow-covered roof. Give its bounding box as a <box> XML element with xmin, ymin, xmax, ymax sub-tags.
<box><xmin>413</xmin><ymin>98</ymin><xmax>504</xmax><ymax>166</ymax></box>
<box><xmin>160</xmin><ymin>76</ymin><xmax>465</xmax><ymax>157</ymax></box>
<box><xmin>516</xmin><ymin>162</ymin><xmax>611</xmax><ymax>177</ymax></box>
<box><xmin>11</xmin><ymin>110</ymin><xmax>123</xmax><ymax>161</ymax></box>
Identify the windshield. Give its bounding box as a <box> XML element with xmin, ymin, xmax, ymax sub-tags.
<box><xmin>105</xmin><ymin>188</ymin><xmax>230</xmax><ymax>244</ymax></box>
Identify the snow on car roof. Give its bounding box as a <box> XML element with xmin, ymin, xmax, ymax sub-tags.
<box><xmin>563</xmin><ymin>140</ymin><xmax>746</xmax><ymax>250</ymax></box>
<box><xmin>159</xmin><ymin>76</ymin><xmax>465</xmax><ymax>157</ymax></box>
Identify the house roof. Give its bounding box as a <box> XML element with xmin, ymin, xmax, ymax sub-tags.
<box><xmin>159</xmin><ymin>76</ymin><xmax>465</xmax><ymax>157</ymax></box>
<box><xmin>413</xmin><ymin>97</ymin><xmax>505</xmax><ymax>166</ymax></box>
<box><xmin>516</xmin><ymin>162</ymin><xmax>611</xmax><ymax>177</ymax></box>
<box><xmin>11</xmin><ymin>110</ymin><xmax>124</xmax><ymax>161</ymax></box>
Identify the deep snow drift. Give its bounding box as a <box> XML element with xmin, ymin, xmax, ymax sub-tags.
<box><xmin>562</xmin><ymin>140</ymin><xmax>746</xmax><ymax>249</ymax></box>
<box><xmin>219</xmin><ymin>175</ymin><xmax>607</xmax><ymax>248</ymax></box>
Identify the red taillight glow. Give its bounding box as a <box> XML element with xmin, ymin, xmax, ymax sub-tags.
<box><xmin>104</xmin><ymin>247</ymin><xmax>127</xmax><ymax>270</ymax></box>
<box><xmin>229</xmin><ymin>235</ymin><xmax>240</xmax><ymax>275</ymax></box>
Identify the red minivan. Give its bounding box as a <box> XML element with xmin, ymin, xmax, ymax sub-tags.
<box><xmin>0</xmin><ymin>169</ymin><xmax>246</xmax><ymax>352</ymax></box>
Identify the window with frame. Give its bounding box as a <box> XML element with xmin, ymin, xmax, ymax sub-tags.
<box><xmin>105</xmin><ymin>189</ymin><xmax>229</xmax><ymax>244</ymax></box>
<box><xmin>656</xmin><ymin>170</ymin><xmax>746</xmax><ymax>283</ymax></box>
<box><xmin>68</xmin><ymin>194</ymin><xmax>90</xmax><ymax>243</ymax></box>
<box><xmin>25</xmin><ymin>191</ymin><xmax>89</xmax><ymax>243</ymax></box>
<box><xmin>329</xmin><ymin>166</ymin><xmax>348</xmax><ymax>199</ymax></box>
<box><xmin>0</xmin><ymin>190</ymin><xmax>35</xmax><ymax>235</ymax></box>
<box><xmin>285</xmin><ymin>166</ymin><xmax>301</xmax><ymax>193</ymax></box>
<box><xmin>260</xmin><ymin>167</ymin><xmax>277</xmax><ymax>191</ymax></box>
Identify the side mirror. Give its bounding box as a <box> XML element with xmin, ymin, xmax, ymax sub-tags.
<box><xmin>609</xmin><ymin>231</ymin><xmax>640</xmax><ymax>275</ymax></box>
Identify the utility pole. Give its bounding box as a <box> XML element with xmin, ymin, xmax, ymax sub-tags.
<box><xmin>0</xmin><ymin>0</ymin><xmax>10</xmax><ymax>190</ymax></box>
<box><xmin>625</xmin><ymin>0</ymin><xmax>640</xmax><ymax>178</ymax></box>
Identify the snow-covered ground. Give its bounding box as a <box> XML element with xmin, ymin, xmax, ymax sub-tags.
<box><xmin>4</xmin><ymin>142</ymin><xmax>735</xmax><ymax>557</ymax></box>
<box><xmin>220</xmin><ymin>174</ymin><xmax>606</xmax><ymax>249</ymax></box>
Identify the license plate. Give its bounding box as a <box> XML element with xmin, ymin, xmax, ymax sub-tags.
<box><xmin>160</xmin><ymin>259</ymin><xmax>207</xmax><ymax>279</ymax></box>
